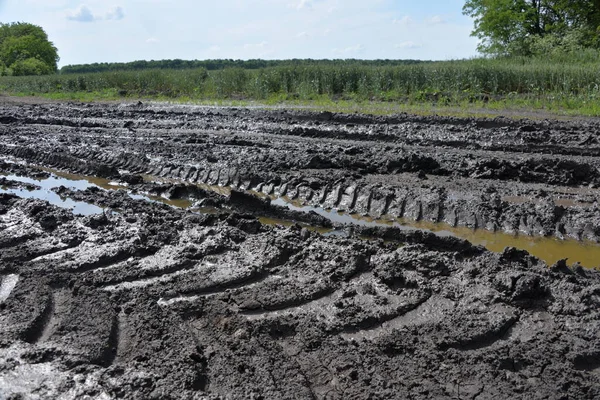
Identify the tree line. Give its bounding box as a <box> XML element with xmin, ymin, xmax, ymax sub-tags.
<box><xmin>59</xmin><ymin>59</ymin><xmax>426</xmax><ymax>74</ymax></box>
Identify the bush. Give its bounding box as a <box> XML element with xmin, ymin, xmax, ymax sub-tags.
<box><xmin>11</xmin><ymin>57</ymin><xmax>54</xmax><ymax>76</ymax></box>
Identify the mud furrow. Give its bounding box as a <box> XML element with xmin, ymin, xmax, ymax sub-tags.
<box><xmin>36</xmin><ymin>290</ymin><xmax>71</xmax><ymax>344</ymax></box>
<box><xmin>100</xmin><ymin>260</ymin><xmax>199</xmax><ymax>291</ymax></box>
<box><xmin>3</xmin><ymin>240</ymin><xmax>83</xmax><ymax>263</ymax></box>
<box><xmin>100</xmin><ymin>314</ymin><xmax>120</xmax><ymax>367</ymax></box>
<box><xmin>240</xmin><ymin>286</ymin><xmax>336</xmax><ymax>316</ymax></box>
<box><xmin>72</xmin><ymin>247</ymin><xmax>156</xmax><ymax>274</ymax></box>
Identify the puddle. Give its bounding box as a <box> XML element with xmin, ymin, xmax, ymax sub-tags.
<box><xmin>553</xmin><ymin>198</ymin><xmax>594</xmax><ymax>208</ymax></box>
<box><xmin>2</xmin><ymin>162</ymin><xmax>600</xmax><ymax>269</ymax></box>
<box><xmin>271</xmin><ymin>198</ymin><xmax>409</xmax><ymax>229</ymax></box>
<box><xmin>395</xmin><ymin>218</ymin><xmax>600</xmax><ymax>269</ymax></box>
<box><xmin>270</xmin><ymin>197</ymin><xmax>600</xmax><ymax>269</ymax></box>
<box><xmin>1</xmin><ymin>168</ymin><xmax>196</xmax><ymax>214</ymax></box>
<box><xmin>0</xmin><ymin>174</ymin><xmax>105</xmax><ymax>216</ymax></box>
<box><xmin>40</xmin><ymin>168</ymin><xmax>127</xmax><ymax>191</ymax></box>
<box><xmin>129</xmin><ymin>193</ymin><xmax>194</xmax><ymax>209</ymax></box>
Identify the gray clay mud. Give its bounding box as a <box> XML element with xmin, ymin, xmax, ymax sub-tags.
<box><xmin>1</xmin><ymin>99</ymin><xmax>600</xmax><ymax>399</ymax></box>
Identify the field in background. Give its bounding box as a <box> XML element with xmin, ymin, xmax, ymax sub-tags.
<box><xmin>2</xmin><ymin>57</ymin><xmax>600</xmax><ymax>116</ymax></box>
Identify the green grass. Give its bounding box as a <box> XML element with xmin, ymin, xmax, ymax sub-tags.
<box><xmin>3</xmin><ymin>57</ymin><xmax>600</xmax><ymax>117</ymax></box>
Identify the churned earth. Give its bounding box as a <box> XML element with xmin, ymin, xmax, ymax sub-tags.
<box><xmin>0</xmin><ymin>98</ymin><xmax>600</xmax><ymax>399</ymax></box>
<box><xmin>2</xmin><ymin>99</ymin><xmax>600</xmax><ymax>242</ymax></box>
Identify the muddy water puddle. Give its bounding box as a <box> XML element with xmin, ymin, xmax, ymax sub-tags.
<box><xmin>405</xmin><ymin>219</ymin><xmax>600</xmax><ymax>269</ymax></box>
<box><xmin>2</xmin><ymin>162</ymin><xmax>600</xmax><ymax>269</ymax></box>
<box><xmin>0</xmin><ymin>152</ymin><xmax>218</xmax><ymax>211</ymax></box>
<box><xmin>0</xmin><ymin>169</ymin><xmax>195</xmax><ymax>215</ymax></box>
<box><xmin>0</xmin><ymin>173</ymin><xmax>106</xmax><ymax>216</ymax></box>
<box><xmin>269</xmin><ymin>197</ymin><xmax>600</xmax><ymax>269</ymax></box>
<box><xmin>128</xmin><ymin>193</ymin><xmax>195</xmax><ymax>209</ymax></box>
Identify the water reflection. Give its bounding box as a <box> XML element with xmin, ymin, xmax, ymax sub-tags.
<box><xmin>0</xmin><ymin>174</ymin><xmax>105</xmax><ymax>216</ymax></box>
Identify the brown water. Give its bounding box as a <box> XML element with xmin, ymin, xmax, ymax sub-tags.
<box><xmin>400</xmin><ymin>218</ymin><xmax>600</xmax><ymax>269</ymax></box>
<box><xmin>268</xmin><ymin>197</ymin><xmax>600</xmax><ymax>269</ymax></box>
<box><xmin>3</xmin><ymin>163</ymin><xmax>600</xmax><ymax>269</ymax></box>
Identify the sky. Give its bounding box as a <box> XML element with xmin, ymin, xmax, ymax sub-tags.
<box><xmin>0</xmin><ymin>0</ymin><xmax>480</xmax><ymax>67</ymax></box>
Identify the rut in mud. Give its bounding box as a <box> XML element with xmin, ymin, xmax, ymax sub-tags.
<box><xmin>0</xmin><ymin>99</ymin><xmax>600</xmax><ymax>399</ymax></box>
<box><xmin>2</xmin><ymin>101</ymin><xmax>600</xmax><ymax>244</ymax></box>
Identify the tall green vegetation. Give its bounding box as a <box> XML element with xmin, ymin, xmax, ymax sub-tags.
<box><xmin>2</xmin><ymin>58</ymin><xmax>600</xmax><ymax>113</ymax></box>
<box><xmin>0</xmin><ymin>22</ymin><xmax>59</xmax><ymax>76</ymax></box>
<box><xmin>463</xmin><ymin>0</ymin><xmax>600</xmax><ymax>56</ymax></box>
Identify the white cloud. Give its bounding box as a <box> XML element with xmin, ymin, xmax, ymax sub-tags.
<box><xmin>292</xmin><ymin>0</ymin><xmax>312</xmax><ymax>10</ymax></box>
<box><xmin>66</xmin><ymin>5</ymin><xmax>96</xmax><ymax>22</ymax></box>
<box><xmin>66</xmin><ymin>4</ymin><xmax>125</xmax><ymax>22</ymax></box>
<box><xmin>208</xmin><ymin>45</ymin><xmax>221</xmax><ymax>52</ymax></box>
<box><xmin>296</xmin><ymin>31</ymin><xmax>309</xmax><ymax>38</ymax></box>
<box><xmin>396</xmin><ymin>41</ymin><xmax>422</xmax><ymax>49</ymax></box>
<box><xmin>146</xmin><ymin>37</ymin><xmax>159</xmax><ymax>44</ymax></box>
<box><xmin>333</xmin><ymin>44</ymin><xmax>365</xmax><ymax>55</ymax></box>
<box><xmin>106</xmin><ymin>6</ymin><xmax>125</xmax><ymax>21</ymax></box>
<box><xmin>393</xmin><ymin>16</ymin><xmax>413</xmax><ymax>25</ymax></box>
<box><xmin>427</xmin><ymin>15</ymin><xmax>446</xmax><ymax>25</ymax></box>
<box><xmin>244</xmin><ymin>41</ymin><xmax>268</xmax><ymax>50</ymax></box>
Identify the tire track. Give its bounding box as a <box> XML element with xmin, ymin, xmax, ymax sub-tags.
<box><xmin>35</xmin><ymin>289</ymin><xmax>68</xmax><ymax>344</ymax></box>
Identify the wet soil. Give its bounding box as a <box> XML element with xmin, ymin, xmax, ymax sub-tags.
<box><xmin>1</xmin><ymin>101</ymin><xmax>600</xmax><ymax>399</ymax></box>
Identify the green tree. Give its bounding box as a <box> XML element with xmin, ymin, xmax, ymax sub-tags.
<box><xmin>0</xmin><ymin>22</ymin><xmax>59</xmax><ymax>75</ymax></box>
<box><xmin>463</xmin><ymin>0</ymin><xmax>600</xmax><ymax>56</ymax></box>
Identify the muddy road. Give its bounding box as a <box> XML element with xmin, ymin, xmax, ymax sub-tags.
<box><xmin>1</xmin><ymin>100</ymin><xmax>600</xmax><ymax>399</ymax></box>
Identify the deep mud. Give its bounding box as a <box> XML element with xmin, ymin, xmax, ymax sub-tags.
<box><xmin>1</xmin><ymin>100</ymin><xmax>600</xmax><ymax>399</ymax></box>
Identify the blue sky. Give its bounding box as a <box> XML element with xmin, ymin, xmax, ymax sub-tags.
<box><xmin>0</xmin><ymin>0</ymin><xmax>479</xmax><ymax>67</ymax></box>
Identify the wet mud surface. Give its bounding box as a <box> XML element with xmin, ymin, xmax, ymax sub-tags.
<box><xmin>1</xmin><ymin>100</ymin><xmax>600</xmax><ymax>399</ymax></box>
<box><xmin>2</xmin><ymin>101</ymin><xmax>600</xmax><ymax>242</ymax></box>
